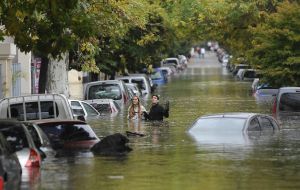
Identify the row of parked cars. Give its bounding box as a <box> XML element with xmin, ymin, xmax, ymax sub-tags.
<box><xmin>215</xmin><ymin>46</ymin><xmax>300</xmax><ymax>124</ymax></box>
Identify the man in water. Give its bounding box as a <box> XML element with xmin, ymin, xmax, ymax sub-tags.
<box><xmin>144</xmin><ymin>95</ymin><xmax>169</xmax><ymax>121</ymax></box>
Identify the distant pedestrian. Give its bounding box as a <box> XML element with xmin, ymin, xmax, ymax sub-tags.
<box><xmin>200</xmin><ymin>47</ymin><xmax>206</xmax><ymax>58</ymax></box>
<box><xmin>144</xmin><ymin>95</ymin><xmax>169</xmax><ymax>121</ymax></box>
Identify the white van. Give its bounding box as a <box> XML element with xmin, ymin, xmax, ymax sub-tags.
<box><xmin>116</xmin><ymin>74</ymin><xmax>152</xmax><ymax>96</ymax></box>
<box><xmin>272</xmin><ymin>87</ymin><xmax>300</xmax><ymax>121</ymax></box>
<box><xmin>84</xmin><ymin>80</ymin><xmax>130</xmax><ymax>107</ymax></box>
<box><xmin>0</xmin><ymin>94</ymin><xmax>74</xmax><ymax>121</ymax></box>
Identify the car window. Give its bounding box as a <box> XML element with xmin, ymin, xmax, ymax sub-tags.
<box><xmin>82</xmin><ymin>102</ymin><xmax>99</xmax><ymax>116</ymax></box>
<box><xmin>88</xmin><ymin>84</ymin><xmax>122</xmax><ymax>100</ymax></box>
<box><xmin>39</xmin><ymin>123</ymin><xmax>98</xmax><ymax>145</ymax></box>
<box><xmin>26</xmin><ymin>124</ymin><xmax>42</xmax><ymax>147</ymax></box>
<box><xmin>248</xmin><ymin>118</ymin><xmax>261</xmax><ymax>131</ymax></box>
<box><xmin>279</xmin><ymin>93</ymin><xmax>300</xmax><ymax>112</ymax></box>
<box><xmin>259</xmin><ymin>117</ymin><xmax>274</xmax><ymax>130</ymax></box>
<box><xmin>9</xmin><ymin>101</ymin><xmax>59</xmax><ymax>120</ymax></box>
<box><xmin>71</xmin><ymin>101</ymin><xmax>81</xmax><ymax>107</ymax></box>
<box><xmin>120</xmin><ymin>79</ymin><xmax>129</xmax><ymax>83</ymax></box>
<box><xmin>0</xmin><ymin>126</ymin><xmax>29</xmax><ymax>150</ymax></box>
<box><xmin>132</xmin><ymin>79</ymin><xmax>146</xmax><ymax>90</ymax></box>
<box><xmin>71</xmin><ymin>106</ymin><xmax>85</xmax><ymax>116</ymax></box>
<box><xmin>151</xmin><ymin>71</ymin><xmax>163</xmax><ymax>80</ymax></box>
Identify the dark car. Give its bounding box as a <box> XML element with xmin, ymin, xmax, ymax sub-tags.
<box><xmin>0</xmin><ymin>132</ymin><xmax>22</xmax><ymax>190</ymax></box>
<box><xmin>33</xmin><ymin>120</ymin><xmax>100</xmax><ymax>150</ymax></box>
<box><xmin>0</xmin><ymin>120</ymin><xmax>42</xmax><ymax>168</ymax></box>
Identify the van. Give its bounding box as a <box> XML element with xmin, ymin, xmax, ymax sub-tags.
<box><xmin>116</xmin><ymin>74</ymin><xmax>152</xmax><ymax>95</ymax></box>
<box><xmin>0</xmin><ymin>94</ymin><xmax>74</xmax><ymax>121</ymax></box>
<box><xmin>272</xmin><ymin>87</ymin><xmax>300</xmax><ymax>121</ymax></box>
<box><xmin>84</xmin><ymin>80</ymin><xmax>130</xmax><ymax>107</ymax></box>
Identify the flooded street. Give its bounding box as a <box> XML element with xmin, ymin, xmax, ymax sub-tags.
<box><xmin>26</xmin><ymin>52</ymin><xmax>300</xmax><ymax>190</ymax></box>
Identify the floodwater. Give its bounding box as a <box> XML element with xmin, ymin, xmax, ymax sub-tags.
<box><xmin>23</xmin><ymin>52</ymin><xmax>300</xmax><ymax>190</ymax></box>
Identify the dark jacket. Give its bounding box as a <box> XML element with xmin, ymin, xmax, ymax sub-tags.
<box><xmin>144</xmin><ymin>103</ymin><xmax>169</xmax><ymax>121</ymax></box>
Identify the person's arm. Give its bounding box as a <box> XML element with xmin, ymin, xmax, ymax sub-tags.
<box><xmin>163</xmin><ymin>101</ymin><xmax>169</xmax><ymax>118</ymax></box>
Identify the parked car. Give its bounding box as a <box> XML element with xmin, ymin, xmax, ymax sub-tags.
<box><xmin>0</xmin><ymin>132</ymin><xmax>22</xmax><ymax>190</ymax></box>
<box><xmin>255</xmin><ymin>83</ymin><xmax>278</xmax><ymax>97</ymax></box>
<box><xmin>231</xmin><ymin>64</ymin><xmax>251</xmax><ymax>76</ymax></box>
<box><xmin>125</xmin><ymin>83</ymin><xmax>142</xmax><ymax>97</ymax></box>
<box><xmin>116</xmin><ymin>74</ymin><xmax>152</xmax><ymax>95</ymax></box>
<box><xmin>188</xmin><ymin>113</ymin><xmax>280</xmax><ymax>144</ymax></box>
<box><xmin>272</xmin><ymin>87</ymin><xmax>300</xmax><ymax>121</ymax></box>
<box><xmin>68</xmin><ymin>99</ymin><xmax>100</xmax><ymax>121</ymax></box>
<box><xmin>236</xmin><ymin>69</ymin><xmax>257</xmax><ymax>81</ymax></box>
<box><xmin>22</xmin><ymin>122</ymin><xmax>53</xmax><ymax>159</ymax></box>
<box><xmin>34</xmin><ymin>120</ymin><xmax>100</xmax><ymax>150</ymax></box>
<box><xmin>160</xmin><ymin>66</ymin><xmax>174</xmax><ymax>77</ymax></box>
<box><xmin>163</xmin><ymin>58</ymin><xmax>183</xmax><ymax>70</ymax></box>
<box><xmin>84</xmin><ymin>80</ymin><xmax>130</xmax><ymax>107</ymax></box>
<box><xmin>151</xmin><ymin>68</ymin><xmax>167</xmax><ymax>86</ymax></box>
<box><xmin>85</xmin><ymin>99</ymin><xmax>120</xmax><ymax>114</ymax></box>
<box><xmin>0</xmin><ymin>94</ymin><xmax>74</xmax><ymax>121</ymax></box>
<box><xmin>0</xmin><ymin>120</ymin><xmax>42</xmax><ymax>168</ymax></box>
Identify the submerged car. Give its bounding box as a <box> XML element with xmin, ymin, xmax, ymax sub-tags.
<box><xmin>188</xmin><ymin>113</ymin><xmax>280</xmax><ymax>144</ymax></box>
<box><xmin>272</xmin><ymin>87</ymin><xmax>300</xmax><ymax>122</ymax></box>
<box><xmin>0</xmin><ymin>120</ymin><xmax>42</xmax><ymax>168</ymax></box>
<box><xmin>0</xmin><ymin>132</ymin><xmax>22</xmax><ymax>190</ymax></box>
<box><xmin>69</xmin><ymin>99</ymin><xmax>101</xmax><ymax>120</ymax></box>
<box><xmin>34</xmin><ymin>120</ymin><xmax>100</xmax><ymax>150</ymax></box>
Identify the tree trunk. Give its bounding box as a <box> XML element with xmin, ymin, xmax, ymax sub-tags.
<box><xmin>46</xmin><ymin>53</ymin><xmax>70</xmax><ymax>97</ymax></box>
<box><xmin>38</xmin><ymin>56</ymin><xmax>49</xmax><ymax>93</ymax></box>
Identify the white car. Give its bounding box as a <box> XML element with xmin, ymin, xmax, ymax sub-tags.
<box><xmin>84</xmin><ymin>99</ymin><xmax>120</xmax><ymax>114</ymax></box>
<box><xmin>69</xmin><ymin>100</ymin><xmax>100</xmax><ymax>120</ymax></box>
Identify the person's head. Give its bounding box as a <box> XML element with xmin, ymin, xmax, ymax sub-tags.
<box><xmin>152</xmin><ymin>95</ymin><xmax>159</xmax><ymax>105</ymax></box>
<box><xmin>131</xmin><ymin>96</ymin><xmax>140</xmax><ymax>106</ymax></box>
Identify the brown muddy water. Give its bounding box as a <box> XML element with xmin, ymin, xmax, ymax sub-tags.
<box><xmin>23</xmin><ymin>54</ymin><xmax>300</xmax><ymax>190</ymax></box>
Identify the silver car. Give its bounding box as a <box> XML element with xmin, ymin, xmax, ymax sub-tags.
<box><xmin>188</xmin><ymin>113</ymin><xmax>280</xmax><ymax>144</ymax></box>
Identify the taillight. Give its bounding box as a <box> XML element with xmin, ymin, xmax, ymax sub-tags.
<box><xmin>0</xmin><ymin>176</ymin><xmax>4</xmax><ymax>190</ymax></box>
<box><xmin>25</xmin><ymin>149</ymin><xmax>41</xmax><ymax>167</ymax></box>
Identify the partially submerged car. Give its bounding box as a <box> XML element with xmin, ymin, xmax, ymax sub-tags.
<box><xmin>0</xmin><ymin>132</ymin><xmax>22</xmax><ymax>190</ymax></box>
<box><xmin>34</xmin><ymin>120</ymin><xmax>100</xmax><ymax>150</ymax></box>
<box><xmin>272</xmin><ymin>87</ymin><xmax>300</xmax><ymax>122</ymax></box>
<box><xmin>69</xmin><ymin>99</ymin><xmax>100</xmax><ymax>120</ymax></box>
<box><xmin>85</xmin><ymin>99</ymin><xmax>120</xmax><ymax>114</ymax></box>
<box><xmin>0</xmin><ymin>120</ymin><xmax>42</xmax><ymax>168</ymax></box>
<box><xmin>0</xmin><ymin>94</ymin><xmax>74</xmax><ymax>121</ymax></box>
<box><xmin>188</xmin><ymin>113</ymin><xmax>280</xmax><ymax>144</ymax></box>
<box><xmin>84</xmin><ymin>80</ymin><xmax>130</xmax><ymax>107</ymax></box>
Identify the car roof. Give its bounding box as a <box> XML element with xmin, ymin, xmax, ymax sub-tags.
<box><xmin>199</xmin><ymin>112</ymin><xmax>258</xmax><ymax>119</ymax></box>
<box><xmin>26</xmin><ymin>119</ymin><xmax>87</xmax><ymax>125</ymax></box>
<box><xmin>278</xmin><ymin>87</ymin><xmax>300</xmax><ymax>92</ymax></box>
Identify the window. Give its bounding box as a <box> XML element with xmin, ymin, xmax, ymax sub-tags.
<box><xmin>88</xmin><ymin>84</ymin><xmax>122</xmax><ymax>100</ymax></box>
<box><xmin>132</xmin><ymin>79</ymin><xmax>146</xmax><ymax>90</ymax></box>
<box><xmin>9</xmin><ymin>101</ymin><xmax>59</xmax><ymax>120</ymax></box>
<box><xmin>259</xmin><ymin>117</ymin><xmax>274</xmax><ymax>130</ymax></box>
<box><xmin>82</xmin><ymin>102</ymin><xmax>99</xmax><ymax>116</ymax></box>
<box><xmin>248</xmin><ymin>118</ymin><xmax>261</xmax><ymax>131</ymax></box>
<box><xmin>279</xmin><ymin>93</ymin><xmax>300</xmax><ymax>112</ymax></box>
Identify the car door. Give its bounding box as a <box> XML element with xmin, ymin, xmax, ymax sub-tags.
<box><xmin>81</xmin><ymin>102</ymin><xmax>100</xmax><ymax>118</ymax></box>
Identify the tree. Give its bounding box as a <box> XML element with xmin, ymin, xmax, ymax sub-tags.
<box><xmin>249</xmin><ymin>0</ymin><xmax>300</xmax><ymax>86</ymax></box>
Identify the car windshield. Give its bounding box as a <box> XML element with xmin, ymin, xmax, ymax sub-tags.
<box><xmin>151</xmin><ymin>71</ymin><xmax>163</xmax><ymax>80</ymax></box>
<box><xmin>279</xmin><ymin>93</ymin><xmax>300</xmax><ymax>112</ymax></box>
<box><xmin>82</xmin><ymin>102</ymin><xmax>99</xmax><ymax>116</ymax></box>
<box><xmin>88</xmin><ymin>84</ymin><xmax>121</xmax><ymax>100</ymax></box>
<box><xmin>132</xmin><ymin>79</ymin><xmax>146</xmax><ymax>90</ymax></box>
<box><xmin>39</xmin><ymin>123</ymin><xmax>98</xmax><ymax>145</ymax></box>
<box><xmin>190</xmin><ymin>117</ymin><xmax>246</xmax><ymax>132</ymax></box>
